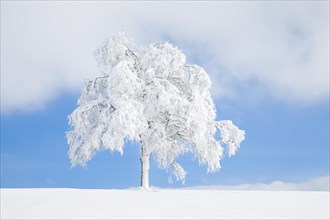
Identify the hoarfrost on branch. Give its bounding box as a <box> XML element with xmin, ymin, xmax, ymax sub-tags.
<box><xmin>67</xmin><ymin>32</ymin><xmax>245</xmax><ymax>188</ymax></box>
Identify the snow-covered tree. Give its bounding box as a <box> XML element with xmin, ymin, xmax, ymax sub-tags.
<box><xmin>67</xmin><ymin>32</ymin><xmax>245</xmax><ymax>189</ymax></box>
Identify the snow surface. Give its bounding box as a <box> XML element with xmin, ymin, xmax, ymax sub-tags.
<box><xmin>1</xmin><ymin>188</ymin><xmax>329</xmax><ymax>219</ymax></box>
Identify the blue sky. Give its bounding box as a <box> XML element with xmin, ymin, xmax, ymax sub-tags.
<box><xmin>1</xmin><ymin>1</ymin><xmax>329</xmax><ymax>189</ymax></box>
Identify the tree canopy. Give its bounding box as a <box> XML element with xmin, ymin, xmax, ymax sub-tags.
<box><xmin>67</xmin><ymin>33</ymin><xmax>245</xmax><ymax>187</ymax></box>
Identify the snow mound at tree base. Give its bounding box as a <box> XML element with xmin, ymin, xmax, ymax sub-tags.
<box><xmin>1</xmin><ymin>188</ymin><xmax>329</xmax><ymax>219</ymax></box>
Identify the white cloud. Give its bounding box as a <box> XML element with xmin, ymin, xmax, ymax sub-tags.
<box><xmin>185</xmin><ymin>176</ymin><xmax>330</xmax><ymax>191</ymax></box>
<box><xmin>1</xmin><ymin>1</ymin><xmax>329</xmax><ymax>113</ymax></box>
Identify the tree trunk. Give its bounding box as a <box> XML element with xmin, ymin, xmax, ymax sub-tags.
<box><xmin>140</xmin><ymin>150</ymin><xmax>150</xmax><ymax>189</ymax></box>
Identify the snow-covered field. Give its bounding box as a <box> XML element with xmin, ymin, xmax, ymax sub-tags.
<box><xmin>1</xmin><ymin>188</ymin><xmax>329</xmax><ymax>219</ymax></box>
